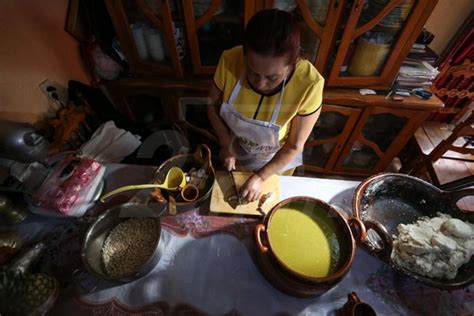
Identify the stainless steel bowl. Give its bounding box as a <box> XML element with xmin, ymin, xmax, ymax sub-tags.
<box><xmin>81</xmin><ymin>203</ymin><xmax>165</xmax><ymax>282</ymax></box>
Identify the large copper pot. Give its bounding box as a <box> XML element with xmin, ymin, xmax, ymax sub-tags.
<box><xmin>254</xmin><ymin>196</ymin><xmax>366</xmax><ymax>297</ymax></box>
<box><xmin>352</xmin><ymin>172</ymin><xmax>474</xmax><ymax>290</ymax></box>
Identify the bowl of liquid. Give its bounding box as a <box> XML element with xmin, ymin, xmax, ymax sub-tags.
<box><xmin>255</xmin><ymin>196</ymin><xmax>366</xmax><ymax>296</ymax></box>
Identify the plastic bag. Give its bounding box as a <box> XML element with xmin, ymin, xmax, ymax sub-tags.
<box><xmin>32</xmin><ymin>156</ymin><xmax>103</xmax><ymax>214</ymax></box>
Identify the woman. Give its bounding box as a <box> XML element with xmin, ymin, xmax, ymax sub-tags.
<box><xmin>207</xmin><ymin>9</ymin><xmax>324</xmax><ymax>202</ymax></box>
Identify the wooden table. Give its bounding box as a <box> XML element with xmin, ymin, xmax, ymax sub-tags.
<box><xmin>11</xmin><ymin>164</ymin><xmax>473</xmax><ymax>316</ymax></box>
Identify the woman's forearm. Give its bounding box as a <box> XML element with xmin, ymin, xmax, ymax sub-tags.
<box><xmin>255</xmin><ymin>142</ymin><xmax>301</xmax><ymax>180</ymax></box>
<box><xmin>255</xmin><ymin>110</ymin><xmax>321</xmax><ymax>180</ymax></box>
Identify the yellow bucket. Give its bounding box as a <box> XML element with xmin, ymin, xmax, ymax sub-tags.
<box><xmin>348</xmin><ymin>38</ymin><xmax>390</xmax><ymax>76</ymax></box>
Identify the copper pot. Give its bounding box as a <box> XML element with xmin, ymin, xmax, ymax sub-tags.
<box><xmin>254</xmin><ymin>196</ymin><xmax>366</xmax><ymax>297</ymax></box>
<box><xmin>339</xmin><ymin>292</ymin><xmax>377</xmax><ymax>316</ymax></box>
<box><xmin>352</xmin><ymin>172</ymin><xmax>474</xmax><ymax>290</ymax></box>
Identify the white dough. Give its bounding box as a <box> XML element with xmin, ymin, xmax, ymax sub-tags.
<box><xmin>391</xmin><ymin>213</ymin><xmax>474</xmax><ymax>280</ymax></box>
<box><xmin>441</xmin><ymin>218</ymin><xmax>473</xmax><ymax>239</ymax></box>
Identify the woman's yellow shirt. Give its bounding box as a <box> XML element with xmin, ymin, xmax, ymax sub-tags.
<box><xmin>214</xmin><ymin>46</ymin><xmax>324</xmax><ymax>142</ymax></box>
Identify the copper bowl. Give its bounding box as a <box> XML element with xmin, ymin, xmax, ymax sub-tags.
<box><xmin>254</xmin><ymin>196</ymin><xmax>366</xmax><ymax>297</ymax></box>
<box><xmin>353</xmin><ymin>172</ymin><xmax>474</xmax><ymax>289</ymax></box>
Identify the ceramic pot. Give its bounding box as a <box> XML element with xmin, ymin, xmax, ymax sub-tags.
<box><xmin>255</xmin><ymin>196</ymin><xmax>366</xmax><ymax>297</ymax></box>
<box><xmin>153</xmin><ymin>144</ymin><xmax>215</xmax><ymax>212</ymax></box>
<box><xmin>338</xmin><ymin>292</ymin><xmax>377</xmax><ymax>316</ymax></box>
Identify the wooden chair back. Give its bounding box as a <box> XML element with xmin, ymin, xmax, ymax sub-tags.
<box><xmin>427</xmin><ymin>110</ymin><xmax>474</xmax><ymax>162</ymax></box>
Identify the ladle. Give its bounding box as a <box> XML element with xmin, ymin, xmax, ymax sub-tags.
<box><xmin>100</xmin><ymin>167</ymin><xmax>186</xmax><ymax>202</ymax></box>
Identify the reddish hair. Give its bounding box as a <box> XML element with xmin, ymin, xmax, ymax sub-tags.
<box><xmin>243</xmin><ymin>9</ymin><xmax>301</xmax><ymax>65</ymax></box>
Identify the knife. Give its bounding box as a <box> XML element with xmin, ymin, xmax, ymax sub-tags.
<box><xmin>228</xmin><ymin>171</ymin><xmax>242</xmax><ymax>206</ymax></box>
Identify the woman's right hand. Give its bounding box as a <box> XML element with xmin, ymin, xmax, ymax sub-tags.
<box><xmin>219</xmin><ymin>145</ymin><xmax>236</xmax><ymax>171</ymax></box>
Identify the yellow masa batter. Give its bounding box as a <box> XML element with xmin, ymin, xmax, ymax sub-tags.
<box><xmin>267</xmin><ymin>202</ymin><xmax>341</xmax><ymax>278</ymax></box>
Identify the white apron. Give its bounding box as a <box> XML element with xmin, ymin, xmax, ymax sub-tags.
<box><xmin>219</xmin><ymin>77</ymin><xmax>303</xmax><ymax>172</ymax></box>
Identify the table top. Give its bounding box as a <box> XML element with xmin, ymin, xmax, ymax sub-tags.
<box><xmin>12</xmin><ymin>164</ymin><xmax>474</xmax><ymax>316</ymax></box>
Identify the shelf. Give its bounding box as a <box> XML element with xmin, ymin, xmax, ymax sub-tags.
<box><xmin>210</xmin><ymin>13</ymin><xmax>242</xmax><ymax>24</ymax></box>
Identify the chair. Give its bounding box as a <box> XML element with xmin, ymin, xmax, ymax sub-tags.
<box><xmin>431</xmin><ymin>58</ymin><xmax>474</xmax><ymax>123</ymax></box>
<box><xmin>400</xmin><ymin>109</ymin><xmax>474</xmax><ymax>187</ymax></box>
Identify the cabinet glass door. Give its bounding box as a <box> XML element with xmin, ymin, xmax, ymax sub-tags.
<box><xmin>304</xmin><ymin>104</ymin><xmax>361</xmax><ymax>172</ymax></box>
<box><xmin>182</xmin><ymin>0</ymin><xmax>252</xmax><ymax>75</ymax></box>
<box><xmin>328</xmin><ymin>0</ymin><xmax>435</xmax><ymax>87</ymax></box>
<box><xmin>266</xmin><ymin>0</ymin><xmax>343</xmax><ymax>74</ymax></box>
<box><xmin>106</xmin><ymin>0</ymin><xmax>183</xmax><ymax>77</ymax></box>
<box><xmin>335</xmin><ymin>107</ymin><xmax>420</xmax><ymax>174</ymax></box>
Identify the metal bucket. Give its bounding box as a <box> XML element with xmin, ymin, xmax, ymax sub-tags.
<box><xmin>81</xmin><ymin>203</ymin><xmax>165</xmax><ymax>282</ymax></box>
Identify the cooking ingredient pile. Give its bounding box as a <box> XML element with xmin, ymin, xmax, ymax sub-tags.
<box><xmin>102</xmin><ymin>218</ymin><xmax>161</xmax><ymax>277</ymax></box>
<box><xmin>391</xmin><ymin>213</ymin><xmax>473</xmax><ymax>279</ymax></box>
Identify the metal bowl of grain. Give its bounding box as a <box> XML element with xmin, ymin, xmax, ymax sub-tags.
<box><xmin>81</xmin><ymin>203</ymin><xmax>165</xmax><ymax>282</ymax></box>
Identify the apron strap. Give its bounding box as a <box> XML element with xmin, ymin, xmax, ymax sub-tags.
<box><xmin>270</xmin><ymin>77</ymin><xmax>286</xmax><ymax>124</ymax></box>
<box><xmin>227</xmin><ymin>77</ymin><xmax>243</xmax><ymax>106</ymax></box>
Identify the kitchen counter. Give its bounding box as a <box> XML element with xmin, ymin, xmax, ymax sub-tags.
<box><xmin>11</xmin><ymin>164</ymin><xmax>473</xmax><ymax>315</ymax></box>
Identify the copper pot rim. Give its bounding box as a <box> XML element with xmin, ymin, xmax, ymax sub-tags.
<box><xmin>261</xmin><ymin>196</ymin><xmax>357</xmax><ymax>283</ymax></box>
<box><xmin>352</xmin><ymin>172</ymin><xmax>443</xmax><ymax>219</ymax></box>
<box><xmin>351</xmin><ymin>172</ymin><xmax>474</xmax><ymax>290</ymax></box>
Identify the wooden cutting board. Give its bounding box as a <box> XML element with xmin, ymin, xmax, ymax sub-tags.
<box><xmin>210</xmin><ymin>171</ymin><xmax>280</xmax><ymax>216</ymax></box>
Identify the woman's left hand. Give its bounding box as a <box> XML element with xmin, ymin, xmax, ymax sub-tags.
<box><xmin>240</xmin><ymin>174</ymin><xmax>263</xmax><ymax>202</ymax></box>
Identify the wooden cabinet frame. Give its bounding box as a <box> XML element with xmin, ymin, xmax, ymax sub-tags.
<box><xmin>327</xmin><ymin>0</ymin><xmax>438</xmax><ymax>88</ymax></box>
<box><xmin>304</xmin><ymin>104</ymin><xmax>361</xmax><ymax>172</ymax></box>
<box><xmin>102</xmin><ymin>79</ymin><xmax>218</xmax><ymax>144</ymax></box>
<box><xmin>263</xmin><ymin>0</ymin><xmax>345</xmax><ymax>74</ymax></box>
<box><xmin>181</xmin><ymin>0</ymin><xmax>255</xmax><ymax>75</ymax></box>
<box><xmin>333</xmin><ymin>106</ymin><xmax>432</xmax><ymax>175</ymax></box>
<box><xmin>104</xmin><ymin>0</ymin><xmax>438</xmax><ymax>82</ymax></box>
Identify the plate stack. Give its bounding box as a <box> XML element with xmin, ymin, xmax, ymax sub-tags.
<box><xmin>307</xmin><ymin>0</ymin><xmax>330</xmax><ymax>25</ymax></box>
<box><xmin>273</xmin><ymin>0</ymin><xmax>298</xmax><ymax>12</ymax></box>
<box><xmin>360</xmin><ymin>0</ymin><xmax>414</xmax><ymax>30</ymax></box>
<box><xmin>194</xmin><ymin>0</ymin><xmax>227</xmax><ymax>17</ymax></box>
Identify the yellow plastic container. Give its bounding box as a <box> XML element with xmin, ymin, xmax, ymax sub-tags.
<box><xmin>348</xmin><ymin>38</ymin><xmax>391</xmax><ymax>76</ymax></box>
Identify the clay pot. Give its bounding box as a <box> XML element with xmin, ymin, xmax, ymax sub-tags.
<box><xmin>339</xmin><ymin>292</ymin><xmax>377</xmax><ymax>316</ymax></box>
<box><xmin>254</xmin><ymin>196</ymin><xmax>366</xmax><ymax>297</ymax></box>
<box><xmin>153</xmin><ymin>144</ymin><xmax>215</xmax><ymax>212</ymax></box>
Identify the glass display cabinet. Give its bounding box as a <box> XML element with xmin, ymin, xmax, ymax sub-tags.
<box><xmin>181</xmin><ymin>0</ymin><xmax>254</xmax><ymax>75</ymax></box>
<box><xmin>263</xmin><ymin>0</ymin><xmax>344</xmax><ymax>74</ymax></box>
<box><xmin>327</xmin><ymin>0</ymin><xmax>437</xmax><ymax>88</ymax></box>
<box><xmin>105</xmin><ymin>0</ymin><xmax>184</xmax><ymax>77</ymax></box>
<box><xmin>100</xmin><ymin>1</ymin><xmax>443</xmax><ymax>176</ymax></box>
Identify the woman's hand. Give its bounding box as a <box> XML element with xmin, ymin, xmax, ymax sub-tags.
<box><xmin>219</xmin><ymin>145</ymin><xmax>236</xmax><ymax>171</ymax></box>
<box><xmin>240</xmin><ymin>173</ymin><xmax>264</xmax><ymax>202</ymax></box>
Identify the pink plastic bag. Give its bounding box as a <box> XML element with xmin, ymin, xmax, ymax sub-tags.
<box><xmin>32</xmin><ymin>156</ymin><xmax>102</xmax><ymax>214</ymax></box>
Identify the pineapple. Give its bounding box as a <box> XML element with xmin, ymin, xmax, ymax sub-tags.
<box><xmin>23</xmin><ymin>273</ymin><xmax>57</xmax><ymax>314</ymax></box>
<box><xmin>0</xmin><ymin>269</ymin><xmax>57</xmax><ymax>316</ymax></box>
